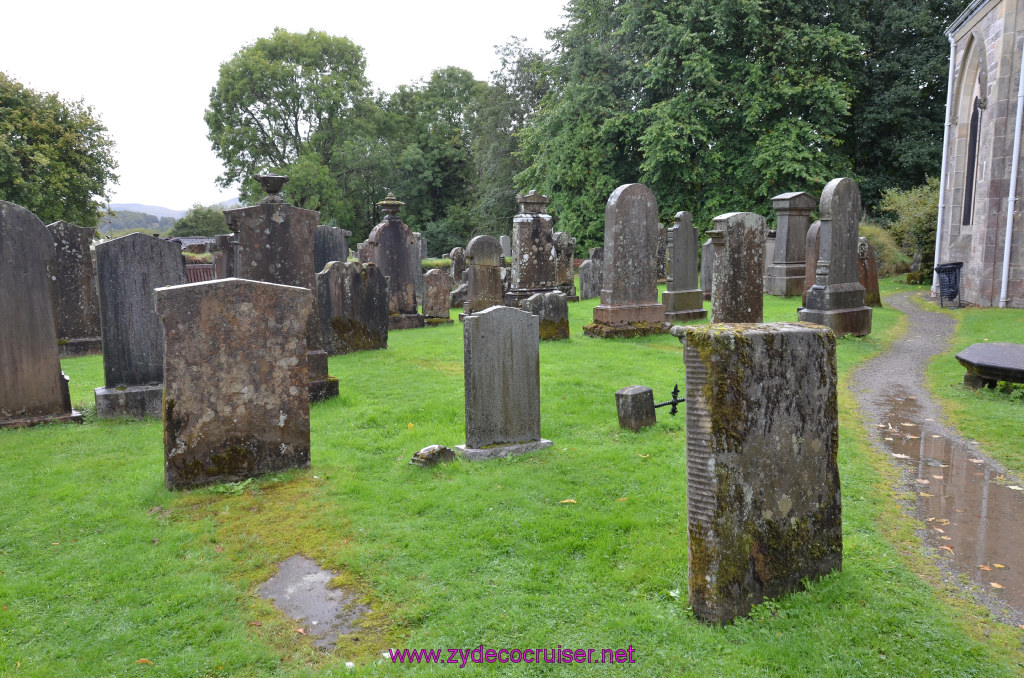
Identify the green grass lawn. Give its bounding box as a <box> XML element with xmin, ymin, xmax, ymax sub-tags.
<box><xmin>1</xmin><ymin>283</ymin><xmax>1021</xmax><ymax>676</ymax></box>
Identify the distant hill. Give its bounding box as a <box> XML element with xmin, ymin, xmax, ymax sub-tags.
<box><xmin>108</xmin><ymin>203</ymin><xmax>186</xmax><ymax>219</ymax></box>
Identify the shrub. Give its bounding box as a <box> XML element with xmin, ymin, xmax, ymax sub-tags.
<box><xmin>859</xmin><ymin>222</ymin><xmax>912</xmax><ymax>276</ymax></box>
<box><xmin>879</xmin><ymin>177</ymin><xmax>939</xmax><ymax>278</ymax></box>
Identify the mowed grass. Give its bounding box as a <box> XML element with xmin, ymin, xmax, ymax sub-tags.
<box><xmin>1</xmin><ymin>282</ymin><xmax>1022</xmax><ymax>677</ymax></box>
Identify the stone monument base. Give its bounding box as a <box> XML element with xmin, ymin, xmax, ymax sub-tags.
<box><xmin>798</xmin><ymin>306</ymin><xmax>872</xmax><ymax>337</ymax></box>
<box><xmin>389</xmin><ymin>313</ymin><xmax>425</xmax><ymax>330</ymax></box>
<box><xmin>592</xmin><ymin>302</ymin><xmax>666</xmax><ymax>327</ymax></box>
<box><xmin>764</xmin><ymin>262</ymin><xmax>806</xmax><ymax>297</ymax></box>
<box><xmin>0</xmin><ymin>409</ymin><xmax>83</xmax><ymax>429</ymax></box>
<box><xmin>556</xmin><ymin>284</ymin><xmax>579</xmax><ymax>302</ymax></box>
<box><xmin>425</xmin><ymin>316</ymin><xmax>454</xmax><ymax>326</ymax></box>
<box><xmin>666</xmin><ymin>309</ymin><xmax>708</xmax><ymax>322</ymax></box>
<box><xmin>505</xmin><ymin>287</ymin><xmax>558</xmax><ymax>307</ymax></box>
<box><xmin>663</xmin><ymin>290</ymin><xmax>706</xmax><ymax>322</ymax></box>
<box><xmin>456</xmin><ymin>439</ymin><xmax>552</xmax><ymax>461</ymax></box>
<box><xmin>309</xmin><ymin>377</ymin><xmax>339</xmax><ymax>402</ymax></box>
<box><xmin>58</xmin><ymin>336</ymin><xmax>103</xmax><ymax>358</ymax></box>
<box><xmin>583</xmin><ymin>321</ymin><xmax>672</xmax><ymax>339</ymax></box>
<box><xmin>95</xmin><ymin>384</ymin><xmax>163</xmax><ymax>419</ymax></box>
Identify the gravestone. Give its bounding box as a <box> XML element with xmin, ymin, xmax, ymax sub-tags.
<box><xmin>45</xmin><ymin>220</ymin><xmax>102</xmax><ymax>356</ymax></box>
<box><xmin>522</xmin><ymin>290</ymin><xmax>569</xmax><ymax>340</ymax></box>
<box><xmin>462</xmin><ymin>235</ymin><xmax>505</xmax><ymax>317</ymax></box>
<box><xmin>681</xmin><ymin>322</ymin><xmax>841</xmax><ymax>625</ymax></box>
<box><xmin>700</xmin><ymin>238</ymin><xmax>714</xmax><ymax>301</ymax></box>
<box><xmin>317</xmin><ymin>261</ymin><xmax>389</xmax><ymax>355</ymax></box>
<box><xmin>552</xmin><ymin>231</ymin><xmax>578</xmax><ymax>300</ymax></box>
<box><xmin>802</xmin><ymin>220</ymin><xmax>822</xmax><ymax>306</ymax></box>
<box><xmin>357</xmin><ymin>241</ymin><xmax>371</xmax><ymax>264</ymax></box>
<box><xmin>763</xmin><ymin>231</ymin><xmax>776</xmax><ymax>292</ymax></box>
<box><xmin>666</xmin><ymin>224</ymin><xmax>675</xmax><ymax>280</ymax></box>
<box><xmin>450</xmin><ymin>247</ymin><xmax>467</xmax><ymax>287</ymax></box>
<box><xmin>615</xmin><ymin>386</ymin><xmax>655</xmax><ymax>432</ymax></box>
<box><xmin>457</xmin><ymin>305</ymin><xmax>551</xmax><ymax>460</ymax></box>
<box><xmin>423</xmin><ymin>268</ymin><xmax>453</xmax><ymax>324</ymax></box>
<box><xmin>708</xmin><ymin>212</ymin><xmax>767</xmax><ymax>324</ymax></box>
<box><xmin>500</xmin><ymin>234</ymin><xmax>511</xmax><ymax>258</ymax></box>
<box><xmin>765</xmin><ymin>192</ymin><xmax>816</xmax><ymax>297</ymax></box>
<box><xmin>94</xmin><ymin>232</ymin><xmax>186</xmax><ymax>418</ymax></box>
<box><xmin>798</xmin><ymin>178</ymin><xmax>872</xmax><ymax>336</ymax></box>
<box><xmin>578</xmin><ymin>259</ymin><xmax>601</xmax><ymax>300</ymax></box>
<box><xmin>506</xmin><ymin>191</ymin><xmax>559</xmax><ymax>306</ymax></box>
<box><xmin>213</xmin><ymin>234</ymin><xmax>237</xmax><ymax>279</ymax></box>
<box><xmin>0</xmin><ymin>201</ymin><xmax>82</xmax><ymax>428</ymax></box>
<box><xmin>156</xmin><ymin>278</ymin><xmax>312</xmax><ymax>490</ymax></box>
<box><xmin>313</xmin><ymin>225</ymin><xmax>352</xmax><ymax>273</ymax></box>
<box><xmin>418</xmin><ymin>232</ymin><xmax>429</xmax><ymax>260</ymax></box>
<box><xmin>858</xmin><ymin>237</ymin><xmax>882</xmax><ymax>308</ymax></box>
<box><xmin>584</xmin><ymin>184</ymin><xmax>668</xmax><ymax>338</ymax></box>
<box><xmin>413</xmin><ymin>231</ymin><xmax>426</xmax><ymax>308</ymax></box>
<box><xmin>364</xmin><ymin>193</ymin><xmax>424</xmax><ymax>329</ymax></box>
<box><xmin>225</xmin><ymin>174</ymin><xmax>339</xmax><ymax>401</ymax></box>
<box><xmin>656</xmin><ymin>225</ymin><xmax>668</xmax><ymax>282</ymax></box>
<box><xmin>662</xmin><ymin>211</ymin><xmax>706</xmax><ymax>322</ymax></box>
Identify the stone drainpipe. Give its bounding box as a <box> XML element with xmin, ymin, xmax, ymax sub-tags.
<box><xmin>999</xmin><ymin>40</ymin><xmax>1024</xmax><ymax>308</ymax></box>
<box><xmin>933</xmin><ymin>36</ymin><xmax>956</xmax><ymax>296</ymax></box>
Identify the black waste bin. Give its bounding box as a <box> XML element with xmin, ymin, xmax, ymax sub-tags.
<box><xmin>935</xmin><ymin>261</ymin><xmax>963</xmax><ymax>307</ymax></box>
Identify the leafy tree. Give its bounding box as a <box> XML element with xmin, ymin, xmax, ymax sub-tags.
<box><xmin>168</xmin><ymin>204</ymin><xmax>227</xmax><ymax>237</ymax></box>
<box><xmin>205</xmin><ymin>28</ymin><xmax>370</xmax><ymax>227</ymax></box>
<box><xmin>879</xmin><ymin>176</ymin><xmax>939</xmax><ymax>276</ymax></box>
<box><xmin>0</xmin><ymin>72</ymin><xmax>118</xmax><ymax>228</ymax></box>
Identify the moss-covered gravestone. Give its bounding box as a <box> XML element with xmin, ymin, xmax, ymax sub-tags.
<box><xmin>316</xmin><ymin>261</ymin><xmax>389</xmax><ymax>355</ymax></box>
<box><xmin>156</xmin><ymin>278</ymin><xmax>312</xmax><ymax>490</ymax></box>
<box><xmin>522</xmin><ymin>290</ymin><xmax>569</xmax><ymax>340</ymax></box>
<box><xmin>708</xmin><ymin>212</ymin><xmax>767</xmax><ymax>323</ymax></box>
<box><xmin>681</xmin><ymin>322</ymin><xmax>841</xmax><ymax>625</ymax></box>
<box><xmin>858</xmin><ymin>237</ymin><xmax>882</xmax><ymax>308</ymax></box>
<box><xmin>0</xmin><ymin>201</ymin><xmax>82</xmax><ymax>428</ymax></box>
<box><xmin>423</xmin><ymin>268</ymin><xmax>453</xmax><ymax>324</ymax></box>
<box><xmin>45</xmin><ymin>220</ymin><xmax>102</xmax><ymax>356</ymax></box>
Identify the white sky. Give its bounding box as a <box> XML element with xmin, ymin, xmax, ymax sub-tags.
<box><xmin>2</xmin><ymin>1</ymin><xmax>567</xmax><ymax>211</ymax></box>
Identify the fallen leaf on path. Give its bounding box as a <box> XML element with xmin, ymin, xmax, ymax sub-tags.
<box><xmin>916</xmin><ymin>479</ymin><xmax>930</xmax><ymax>485</ymax></box>
<box><xmin>884</xmin><ymin>437</ymin><xmax>894</xmax><ymax>441</ymax></box>
<box><xmin>941</xmin><ymin>536</ymin><xmax>952</xmax><ymax>541</ymax></box>
<box><xmin>937</xmin><ymin>519</ymin><xmax>950</xmax><ymax>525</ymax></box>
<box><xmin>925</xmin><ymin>418</ymin><xmax>935</xmax><ymax>421</ymax></box>
<box><xmin>933</xmin><ymin>528</ymin><xmax>945</xmax><ymax>533</ymax></box>
<box><xmin>994</xmin><ymin>563</ymin><xmax>1006</xmax><ymax>568</ymax></box>
<box><xmin>932</xmin><ymin>475</ymin><xmax>944</xmax><ymax>480</ymax></box>
<box><xmin>617</xmin><ymin>497</ymin><xmax>628</xmax><ymax>502</ymax></box>
<box><xmin>990</xmin><ymin>582</ymin><xmax>1004</xmax><ymax>589</ymax></box>
<box><xmin>907</xmin><ymin>435</ymin><xmax>920</xmax><ymax>440</ymax></box>
<box><xmin>969</xmin><ymin>459</ymin><xmax>984</xmax><ymax>464</ymax></box>
<box><xmin>892</xmin><ymin>453</ymin><xmax>910</xmax><ymax>459</ymax></box>
<box><xmin>940</xmin><ymin>545</ymin><xmax>954</xmax><ymax>552</ymax></box>
<box><xmin>931</xmin><ymin>435</ymin><xmax>942</xmax><ymax>439</ymax></box>
<box><xmin>407</xmin><ymin>422</ymin><xmax>414</xmax><ymax>430</ymax></box>
<box><xmin>900</xmin><ymin>423</ymin><xmax>916</xmax><ymax>427</ymax></box>
<box><xmin>926</xmin><ymin>517</ymin><xmax>935</xmax><ymax>522</ymax></box>
<box><xmin>136</xmin><ymin>659</ymin><xmax>153</xmax><ymax>665</ymax></box>
<box><xmin>919</xmin><ymin>492</ymin><xmax>933</xmax><ymax>497</ymax></box>
<box><xmin>1008</xmin><ymin>485</ymin><xmax>1024</xmax><ymax>491</ymax></box>
<box><xmin>638</xmin><ymin>454</ymin><xmax>649</xmax><ymax>458</ymax></box>
<box><xmin>979</xmin><ymin>565</ymin><xmax>993</xmax><ymax>571</ymax></box>
<box><xmin>559</xmin><ymin>499</ymin><xmax>577</xmax><ymax>504</ymax></box>
<box><xmin>295</xmin><ymin>628</ymin><xmax>306</xmax><ymax>635</ymax></box>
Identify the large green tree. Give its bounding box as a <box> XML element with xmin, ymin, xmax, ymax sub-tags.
<box><xmin>205</xmin><ymin>28</ymin><xmax>370</xmax><ymax>228</ymax></box>
<box><xmin>167</xmin><ymin>203</ymin><xmax>227</xmax><ymax>237</ymax></box>
<box><xmin>0</xmin><ymin>72</ymin><xmax>118</xmax><ymax>228</ymax></box>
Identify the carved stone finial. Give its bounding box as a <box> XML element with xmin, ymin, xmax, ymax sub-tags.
<box><xmin>516</xmin><ymin>190</ymin><xmax>551</xmax><ymax>215</ymax></box>
<box><xmin>377</xmin><ymin>192</ymin><xmax>405</xmax><ymax>217</ymax></box>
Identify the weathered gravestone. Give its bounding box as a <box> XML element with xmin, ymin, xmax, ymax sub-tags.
<box><xmin>156</xmin><ymin>278</ymin><xmax>312</xmax><ymax>490</ymax></box>
<box><xmin>0</xmin><ymin>201</ymin><xmax>82</xmax><ymax>428</ymax></box>
<box><xmin>213</xmin><ymin>233</ymin><xmax>237</xmax><ymax>279</ymax></box>
<box><xmin>798</xmin><ymin>178</ymin><xmax>872</xmax><ymax>336</ymax></box>
<box><xmin>364</xmin><ymin>193</ymin><xmax>424</xmax><ymax>329</ymax></box>
<box><xmin>45</xmin><ymin>220</ymin><xmax>102</xmax><ymax>356</ymax></box>
<box><xmin>763</xmin><ymin>231</ymin><xmax>776</xmax><ymax>292</ymax></box>
<box><xmin>499</xmin><ymin>234</ymin><xmax>511</xmax><ymax>258</ymax></box>
<box><xmin>462</xmin><ymin>235</ymin><xmax>505</xmax><ymax>317</ymax></box>
<box><xmin>552</xmin><ymin>231</ymin><xmax>578</xmax><ymax>300</ymax></box>
<box><xmin>656</xmin><ymin>225</ymin><xmax>668</xmax><ymax>282</ymax></box>
<box><xmin>578</xmin><ymin>259</ymin><xmax>601</xmax><ymax>300</ymax></box>
<box><xmin>858</xmin><ymin>237</ymin><xmax>882</xmax><ymax>308</ymax></box>
<box><xmin>457</xmin><ymin>305</ymin><xmax>551</xmax><ymax>460</ymax></box>
<box><xmin>662</xmin><ymin>211</ymin><xmax>707</xmax><ymax>322</ymax></box>
<box><xmin>708</xmin><ymin>212</ymin><xmax>767</xmax><ymax>324</ymax></box>
<box><xmin>802</xmin><ymin>220</ymin><xmax>822</xmax><ymax>306</ymax></box>
<box><xmin>313</xmin><ymin>225</ymin><xmax>352</xmax><ymax>273</ymax></box>
<box><xmin>317</xmin><ymin>261</ymin><xmax>389</xmax><ymax>355</ymax></box>
<box><xmin>449</xmin><ymin>246</ymin><xmax>466</xmax><ymax>288</ymax></box>
<box><xmin>765</xmin><ymin>192</ymin><xmax>816</xmax><ymax>297</ymax></box>
<box><xmin>507</xmin><ymin>191</ymin><xmax>559</xmax><ymax>306</ymax></box>
<box><xmin>225</xmin><ymin>175</ymin><xmax>339</xmax><ymax>401</ymax></box>
<box><xmin>615</xmin><ymin>385</ymin><xmax>656</xmax><ymax>432</ymax></box>
<box><xmin>356</xmin><ymin>241</ymin><xmax>371</xmax><ymax>264</ymax></box>
<box><xmin>423</xmin><ymin>268</ymin><xmax>453</xmax><ymax>324</ymax></box>
<box><xmin>412</xmin><ymin>231</ymin><xmax>426</xmax><ymax>309</ymax></box>
<box><xmin>585</xmin><ymin>184</ymin><xmax>668</xmax><ymax>338</ymax></box>
<box><xmin>522</xmin><ymin>290</ymin><xmax>569</xmax><ymax>340</ymax></box>
<box><xmin>681</xmin><ymin>322</ymin><xmax>842</xmax><ymax>625</ymax></box>
<box><xmin>700</xmin><ymin>238</ymin><xmax>714</xmax><ymax>301</ymax></box>
<box><xmin>95</xmin><ymin>232</ymin><xmax>186</xmax><ymax>418</ymax></box>
<box><xmin>666</xmin><ymin>225</ymin><xmax>675</xmax><ymax>280</ymax></box>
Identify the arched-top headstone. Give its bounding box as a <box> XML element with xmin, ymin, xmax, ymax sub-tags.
<box><xmin>663</xmin><ymin>210</ymin><xmax>706</xmax><ymax>321</ymax></box>
<box><xmin>317</xmin><ymin>260</ymin><xmax>389</xmax><ymax>355</ymax></box>
<box><xmin>0</xmin><ymin>201</ymin><xmax>81</xmax><ymax>427</ymax></box>
<box><xmin>365</xmin><ymin>193</ymin><xmax>423</xmax><ymax>329</ymax></box>
<box><xmin>464</xmin><ymin>235</ymin><xmax>505</xmax><ymax>315</ymax></box>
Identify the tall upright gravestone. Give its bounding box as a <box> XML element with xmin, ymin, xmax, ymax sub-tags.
<box><xmin>458</xmin><ymin>305</ymin><xmax>551</xmax><ymax>460</ymax></box>
<box><xmin>552</xmin><ymin>231</ymin><xmax>578</xmax><ymax>300</ymax></box>
<box><xmin>858</xmin><ymin>237</ymin><xmax>882</xmax><ymax>308</ymax></box>
<box><xmin>423</xmin><ymin>268</ymin><xmax>453</xmax><ymax>324</ymax></box>
<box><xmin>364</xmin><ymin>193</ymin><xmax>424</xmax><ymax>329</ymax></box>
<box><xmin>506</xmin><ymin>191</ymin><xmax>558</xmax><ymax>306</ymax></box>
<box><xmin>765</xmin><ymin>192</ymin><xmax>816</xmax><ymax>297</ymax></box>
<box><xmin>313</xmin><ymin>225</ymin><xmax>351</xmax><ymax>273</ymax></box>
<box><xmin>799</xmin><ymin>178</ymin><xmax>872</xmax><ymax>336</ymax></box>
<box><xmin>0</xmin><ymin>201</ymin><xmax>82</xmax><ymax>428</ymax></box>
<box><xmin>708</xmin><ymin>212</ymin><xmax>767</xmax><ymax>324</ymax></box>
<box><xmin>662</xmin><ymin>211</ymin><xmax>706</xmax><ymax>322</ymax></box>
<box><xmin>226</xmin><ymin>175</ymin><xmax>339</xmax><ymax>401</ymax></box>
<box><xmin>317</xmin><ymin>261</ymin><xmax>389</xmax><ymax>355</ymax></box>
<box><xmin>682</xmin><ymin>322</ymin><xmax>842</xmax><ymax>625</ymax></box>
<box><xmin>95</xmin><ymin>232</ymin><xmax>186</xmax><ymax>418</ymax></box>
<box><xmin>46</xmin><ymin>220</ymin><xmax>102</xmax><ymax>356</ymax></box>
<box><xmin>700</xmin><ymin>238</ymin><xmax>714</xmax><ymax>301</ymax></box>
<box><xmin>462</xmin><ymin>235</ymin><xmax>505</xmax><ymax>317</ymax></box>
<box><xmin>156</xmin><ymin>278</ymin><xmax>312</xmax><ymax>490</ymax></box>
<box><xmin>585</xmin><ymin>184</ymin><xmax>668</xmax><ymax>338</ymax></box>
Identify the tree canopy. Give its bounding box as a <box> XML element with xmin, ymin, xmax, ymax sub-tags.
<box><xmin>0</xmin><ymin>72</ymin><xmax>118</xmax><ymax>228</ymax></box>
<box><xmin>167</xmin><ymin>204</ymin><xmax>227</xmax><ymax>237</ymax></box>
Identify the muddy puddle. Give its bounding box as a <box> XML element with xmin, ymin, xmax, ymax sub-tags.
<box><xmin>873</xmin><ymin>386</ymin><xmax>1024</xmax><ymax>619</ymax></box>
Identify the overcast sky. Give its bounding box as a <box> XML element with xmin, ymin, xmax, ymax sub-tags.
<box><xmin>3</xmin><ymin>1</ymin><xmax>568</xmax><ymax>211</ymax></box>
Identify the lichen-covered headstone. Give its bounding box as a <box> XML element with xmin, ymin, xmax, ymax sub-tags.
<box><xmin>681</xmin><ymin>322</ymin><xmax>841</xmax><ymax>625</ymax></box>
<box><xmin>802</xmin><ymin>220</ymin><xmax>821</xmax><ymax>306</ymax></box>
<box><xmin>507</xmin><ymin>191</ymin><xmax>557</xmax><ymax>306</ymax></box>
<box><xmin>225</xmin><ymin>175</ymin><xmax>338</xmax><ymax>401</ymax></box>
<box><xmin>423</xmin><ymin>268</ymin><xmax>453</xmax><ymax>324</ymax></box>
<box><xmin>412</xmin><ymin>231</ymin><xmax>426</xmax><ymax>309</ymax></box>
<box><xmin>463</xmin><ymin>235</ymin><xmax>505</xmax><ymax>316</ymax></box>
<box><xmin>522</xmin><ymin>290</ymin><xmax>569</xmax><ymax>340</ymax></box>
<box><xmin>364</xmin><ymin>193</ymin><xmax>424</xmax><ymax>329</ymax></box>
<box><xmin>313</xmin><ymin>225</ymin><xmax>351</xmax><ymax>273</ymax></box>
<box><xmin>449</xmin><ymin>247</ymin><xmax>466</xmax><ymax>287</ymax></box>
<box><xmin>858</xmin><ymin>237</ymin><xmax>882</xmax><ymax>308</ymax></box>
<box><xmin>317</xmin><ymin>261</ymin><xmax>389</xmax><ymax>355</ymax></box>
<box><xmin>798</xmin><ymin>178</ymin><xmax>872</xmax><ymax>336</ymax></box>
<box><xmin>579</xmin><ymin>259</ymin><xmax>601</xmax><ymax>300</ymax></box>
<box><xmin>213</xmin><ymin>233</ymin><xmax>237</xmax><ymax>279</ymax></box>
<box><xmin>662</xmin><ymin>211</ymin><xmax>706</xmax><ymax>322</ymax></box>
<box><xmin>615</xmin><ymin>386</ymin><xmax>655</xmax><ymax>432</ymax></box>
<box><xmin>499</xmin><ymin>235</ymin><xmax>511</xmax><ymax>258</ymax></box>
<box><xmin>585</xmin><ymin>184</ymin><xmax>668</xmax><ymax>338</ymax></box>
<box><xmin>95</xmin><ymin>232</ymin><xmax>186</xmax><ymax>418</ymax></box>
<box><xmin>45</xmin><ymin>220</ymin><xmax>102</xmax><ymax>356</ymax></box>
<box><xmin>765</xmin><ymin>192</ymin><xmax>816</xmax><ymax>297</ymax></box>
<box><xmin>708</xmin><ymin>212</ymin><xmax>767</xmax><ymax>324</ymax></box>
<box><xmin>0</xmin><ymin>201</ymin><xmax>82</xmax><ymax>428</ymax></box>
<box><xmin>700</xmin><ymin>238</ymin><xmax>714</xmax><ymax>301</ymax></box>
<box><xmin>656</xmin><ymin>225</ymin><xmax>668</xmax><ymax>282</ymax></box>
<box><xmin>156</xmin><ymin>278</ymin><xmax>312</xmax><ymax>490</ymax></box>
<box><xmin>458</xmin><ymin>305</ymin><xmax>551</xmax><ymax>460</ymax></box>
<box><xmin>552</xmin><ymin>231</ymin><xmax>578</xmax><ymax>300</ymax></box>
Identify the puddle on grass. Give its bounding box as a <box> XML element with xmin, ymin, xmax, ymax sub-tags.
<box><xmin>875</xmin><ymin>387</ymin><xmax>1024</xmax><ymax>617</ymax></box>
<box><xmin>258</xmin><ymin>555</ymin><xmax>370</xmax><ymax>649</ymax></box>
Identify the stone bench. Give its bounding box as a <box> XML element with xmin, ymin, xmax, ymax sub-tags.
<box><xmin>955</xmin><ymin>342</ymin><xmax>1024</xmax><ymax>389</ymax></box>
